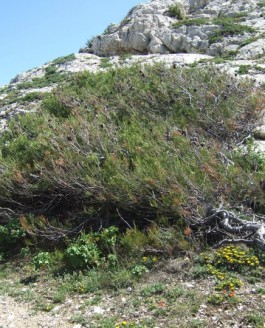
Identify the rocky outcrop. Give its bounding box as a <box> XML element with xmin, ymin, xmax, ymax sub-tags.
<box><xmin>81</xmin><ymin>0</ymin><xmax>265</xmax><ymax>60</ymax></box>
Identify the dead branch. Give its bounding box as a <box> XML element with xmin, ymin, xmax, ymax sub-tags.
<box><xmin>194</xmin><ymin>207</ymin><xmax>265</xmax><ymax>251</ymax></box>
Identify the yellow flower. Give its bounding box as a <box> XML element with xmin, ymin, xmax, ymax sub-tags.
<box><xmin>142</xmin><ymin>256</ymin><xmax>148</xmax><ymax>262</ymax></box>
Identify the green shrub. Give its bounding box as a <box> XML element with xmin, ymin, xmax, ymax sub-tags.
<box><xmin>131</xmin><ymin>264</ymin><xmax>149</xmax><ymax>277</ymax></box>
<box><xmin>173</xmin><ymin>17</ymin><xmax>209</xmax><ymax>28</ymax></box>
<box><xmin>257</xmin><ymin>1</ymin><xmax>265</xmax><ymax>7</ymax></box>
<box><xmin>18</xmin><ymin>91</ymin><xmax>44</xmax><ymax>103</ymax></box>
<box><xmin>65</xmin><ymin>234</ymin><xmax>101</xmax><ymax>268</ymax></box>
<box><xmin>209</xmin><ymin>17</ymin><xmax>255</xmax><ymax>44</ymax></box>
<box><xmin>100</xmin><ymin>57</ymin><xmax>112</xmax><ymax>68</ymax></box>
<box><xmin>244</xmin><ymin>312</ymin><xmax>264</xmax><ymax>327</ymax></box>
<box><xmin>45</xmin><ymin>66</ymin><xmax>57</xmax><ymax>76</ymax></box>
<box><xmin>33</xmin><ymin>251</ymin><xmax>51</xmax><ymax>269</ymax></box>
<box><xmin>0</xmin><ymin>64</ymin><xmax>263</xmax><ymax>246</ymax></box>
<box><xmin>51</xmin><ymin>54</ymin><xmax>76</xmax><ymax>66</ymax></box>
<box><xmin>0</xmin><ymin>220</ymin><xmax>26</xmax><ymax>252</ymax></box>
<box><xmin>166</xmin><ymin>4</ymin><xmax>185</xmax><ymax>19</ymax></box>
<box><xmin>238</xmin><ymin>65</ymin><xmax>251</xmax><ymax>75</ymax></box>
<box><xmin>42</xmin><ymin>93</ymin><xmax>72</xmax><ymax>117</ymax></box>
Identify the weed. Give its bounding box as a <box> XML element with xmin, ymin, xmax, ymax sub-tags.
<box><xmin>254</xmin><ymin>65</ymin><xmax>265</xmax><ymax>73</ymax></box>
<box><xmin>189</xmin><ymin>319</ymin><xmax>206</xmax><ymax>328</ymax></box>
<box><xmin>141</xmin><ymin>283</ymin><xmax>165</xmax><ymax>297</ymax></box>
<box><xmin>257</xmin><ymin>1</ymin><xmax>265</xmax><ymax>7</ymax></box>
<box><xmin>100</xmin><ymin>57</ymin><xmax>112</xmax><ymax>68</ymax></box>
<box><xmin>173</xmin><ymin>17</ymin><xmax>209</xmax><ymax>28</ymax></box>
<box><xmin>50</xmin><ymin>54</ymin><xmax>76</xmax><ymax>66</ymax></box>
<box><xmin>256</xmin><ymin>287</ymin><xmax>265</xmax><ymax>294</ymax></box>
<box><xmin>65</xmin><ymin>234</ymin><xmax>101</xmax><ymax>269</ymax></box>
<box><xmin>52</xmin><ymin>290</ymin><xmax>66</xmax><ymax>303</ymax></box>
<box><xmin>244</xmin><ymin>312</ymin><xmax>264</xmax><ymax>328</ymax></box>
<box><xmin>0</xmin><ymin>220</ymin><xmax>26</xmax><ymax>254</ymax></box>
<box><xmin>213</xmin><ymin>245</ymin><xmax>260</xmax><ymax>272</ymax></box>
<box><xmin>166</xmin><ymin>4</ymin><xmax>185</xmax><ymax>19</ymax></box>
<box><xmin>16</xmin><ymin>71</ymin><xmax>71</xmax><ymax>89</ymax></box>
<box><xmin>238</xmin><ymin>65</ymin><xmax>251</xmax><ymax>74</ymax></box>
<box><xmin>33</xmin><ymin>252</ymin><xmax>51</xmax><ymax>270</ymax></box>
<box><xmin>165</xmin><ymin>286</ymin><xmax>185</xmax><ymax>300</ymax></box>
<box><xmin>18</xmin><ymin>91</ymin><xmax>44</xmax><ymax>103</ymax></box>
<box><xmin>70</xmin><ymin>314</ymin><xmax>88</xmax><ymax>324</ymax></box>
<box><xmin>131</xmin><ymin>265</ymin><xmax>149</xmax><ymax>278</ymax></box>
<box><xmin>207</xmin><ymin>293</ymin><xmax>224</xmax><ymax>305</ymax></box>
<box><xmin>209</xmin><ymin>17</ymin><xmax>255</xmax><ymax>44</ymax></box>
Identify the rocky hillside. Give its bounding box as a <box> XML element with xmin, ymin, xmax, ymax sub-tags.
<box><xmin>0</xmin><ymin>2</ymin><xmax>265</xmax><ymax>327</ymax></box>
<box><xmin>0</xmin><ymin>0</ymin><xmax>265</xmax><ymax>150</ymax></box>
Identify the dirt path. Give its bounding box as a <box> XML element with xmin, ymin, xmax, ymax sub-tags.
<box><xmin>0</xmin><ymin>295</ymin><xmax>74</xmax><ymax>328</ymax></box>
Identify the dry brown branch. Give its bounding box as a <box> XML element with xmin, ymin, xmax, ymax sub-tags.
<box><xmin>195</xmin><ymin>207</ymin><xmax>265</xmax><ymax>251</ymax></box>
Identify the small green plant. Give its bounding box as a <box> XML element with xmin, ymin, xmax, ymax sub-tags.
<box><xmin>215</xmin><ymin>277</ymin><xmax>243</xmax><ymax>292</ymax></box>
<box><xmin>65</xmin><ymin>227</ymin><xmax>119</xmax><ymax>269</ymax></box>
<box><xmin>100</xmin><ymin>57</ymin><xmax>112</xmax><ymax>68</ymax></box>
<box><xmin>213</xmin><ymin>245</ymin><xmax>260</xmax><ymax>271</ymax></box>
<box><xmin>70</xmin><ymin>314</ymin><xmax>88</xmax><ymax>325</ymax></box>
<box><xmin>43</xmin><ymin>93</ymin><xmax>72</xmax><ymax>117</ymax></box>
<box><xmin>165</xmin><ymin>286</ymin><xmax>186</xmax><ymax>300</ymax></box>
<box><xmin>257</xmin><ymin>1</ymin><xmax>265</xmax><ymax>7</ymax></box>
<box><xmin>51</xmin><ymin>53</ymin><xmax>76</xmax><ymax>66</ymax></box>
<box><xmin>45</xmin><ymin>66</ymin><xmax>57</xmax><ymax>76</ymax></box>
<box><xmin>207</xmin><ymin>293</ymin><xmax>224</xmax><ymax>305</ymax></box>
<box><xmin>0</xmin><ymin>220</ymin><xmax>26</xmax><ymax>253</ymax></box>
<box><xmin>173</xmin><ymin>17</ymin><xmax>209</xmax><ymax>28</ymax></box>
<box><xmin>18</xmin><ymin>91</ymin><xmax>44</xmax><ymax>103</ymax></box>
<box><xmin>189</xmin><ymin>319</ymin><xmax>206</xmax><ymax>328</ymax></box>
<box><xmin>141</xmin><ymin>283</ymin><xmax>165</xmax><ymax>297</ymax></box>
<box><xmin>53</xmin><ymin>290</ymin><xmax>66</xmax><ymax>303</ymax></box>
<box><xmin>256</xmin><ymin>287</ymin><xmax>265</xmax><ymax>294</ymax></box>
<box><xmin>131</xmin><ymin>264</ymin><xmax>149</xmax><ymax>277</ymax></box>
<box><xmin>33</xmin><ymin>251</ymin><xmax>51</xmax><ymax>269</ymax></box>
<box><xmin>65</xmin><ymin>234</ymin><xmax>101</xmax><ymax>269</ymax></box>
<box><xmin>141</xmin><ymin>255</ymin><xmax>158</xmax><ymax>269</ymax></box>
<box><xmin>39</xmin><ymin>303</ymin><xmax>54</xmax><ymax>312</ymax></box>
<box><xmin>244</xmin><ymin>312</ymin><xmax>264</xmax><ymax>328</ymax></box>
<box><xmin>238</xmin><ymin>65</ymin><xmax>251</xmax><ymax>75</ymax></box>
<box><xmin>20</xmin><ymin>247</ymin><xmax>31</xmax><ymax>258</ymax></box>
<box><xmin>167</xmin><ymin>4</ymin><xmax>185</xmax><ymax>19</ymax></box>
<box><xmin>209</xmin><ymin>17</ymin><xmax>255</xmax><ymax>44</ymax></box>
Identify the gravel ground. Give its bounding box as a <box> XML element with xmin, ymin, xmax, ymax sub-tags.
<box><xmin>0</xmin><ymin>295</ymin><xmax>73</xmax><ymax>328</ymax></box>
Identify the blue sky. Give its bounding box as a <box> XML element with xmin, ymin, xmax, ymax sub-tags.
<box><xmin>0</xmin><ymin>0</ymin><xmax>145</xmax><ymax>86</ymax></box>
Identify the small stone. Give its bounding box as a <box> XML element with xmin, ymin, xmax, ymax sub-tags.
<box><xmin>93</xmin><ymin>306</ymin><xmax>104</xmax><ymax>314</ymax></box>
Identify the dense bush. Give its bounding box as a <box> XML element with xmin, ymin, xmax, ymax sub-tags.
<box><xmin>65</xmin><ymin>227</ymin><xmax>118</xmax><ymax>268</ymax></box>
<box><xmin>0</xmin><ymin>64</ymin><xmax>264</xmax><ymax>243</ymax></box>
<box><xmin>0</xmin><ymin>219</ymin><xmax>26</xmax><ymax>254</ymax></box>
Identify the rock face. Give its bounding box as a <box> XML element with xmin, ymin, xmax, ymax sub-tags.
<box><xmin>81</xmin><ymin>0</ymin><xmax>265</xmax><ymax>60</ymax></box>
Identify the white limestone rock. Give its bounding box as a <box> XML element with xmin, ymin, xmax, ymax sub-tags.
<box><xmin>81</xmin><ymin>0</ymin><xmax>264</xmax><ymax>60</ymax></box>
<box><xmin>237</xmin><ymin>39</ymin><xmax>265</xmax><ymax>60</ymax></box>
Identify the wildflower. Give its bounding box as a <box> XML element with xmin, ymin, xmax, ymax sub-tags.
<box><xmin>142</xmin><ymin>256</ymin><xmax>148</xmax><ymax>262</ymax></box>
